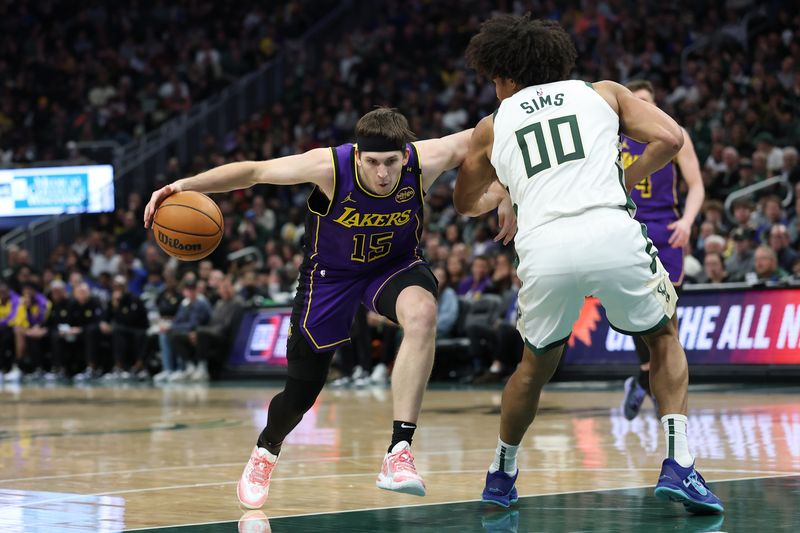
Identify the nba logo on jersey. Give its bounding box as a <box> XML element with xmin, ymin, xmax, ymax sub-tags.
<box><xmin>536</xmin><ymin>88</ymin><xmax>543</xmax><ymax>96</ymax></box>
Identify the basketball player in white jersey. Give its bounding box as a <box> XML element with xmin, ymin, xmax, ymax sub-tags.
<box><xmin>454</xmin><ymin>15</ymin><xmax>723</xmax><ymax>515</ymax></box>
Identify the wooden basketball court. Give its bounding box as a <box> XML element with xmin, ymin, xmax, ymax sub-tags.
<box><xmin>1</xmin><ymin>381</ymin><xmax>798</xmax><ymax>531</ymax></box>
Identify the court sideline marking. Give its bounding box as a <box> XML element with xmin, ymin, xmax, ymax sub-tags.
<box><xmin>1</xmin><ymin>467</ymin><xmax>793</xmax><ymax>512</ymax></box>
<box><xmin>122</xmin><ymin>472</ymin><xmax>800</xmax><ymax>532</ymax></box>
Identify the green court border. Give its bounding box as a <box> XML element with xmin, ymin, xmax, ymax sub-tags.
<box><xmin>125</xmin><ymin>473</ymin><xmax>800</xmax><ymax>532</ymax></box>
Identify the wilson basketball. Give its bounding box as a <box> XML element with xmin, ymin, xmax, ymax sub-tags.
<box><xmin>153</xmin><ymin>191</ymin><xmax>223</xmax><ymax>260</ymax></box>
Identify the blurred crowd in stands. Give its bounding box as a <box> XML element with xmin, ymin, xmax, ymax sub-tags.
<box><xmin>2</xmin><ymin>0</ymin><xmax>800</xmax><ymax>385</ymax></box>
<box><xmin>0</xmin><ymin>0</ymin><xmax>336</xmax><ymax>163</ymax></box>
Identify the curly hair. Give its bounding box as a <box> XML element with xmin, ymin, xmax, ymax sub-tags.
<box><xmin>465</xmin><ymin>14</ymin><xmax>577</xmax><ymax>87</ymax></box>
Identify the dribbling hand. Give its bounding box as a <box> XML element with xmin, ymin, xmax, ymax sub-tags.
<box><xmin>143</xmin><ymin>183</ymin><xmax>179</xmax><ymax>229</ymax></box>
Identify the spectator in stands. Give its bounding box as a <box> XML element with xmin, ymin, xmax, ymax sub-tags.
<box><xmin>91</xmin><ymin>241</ymin><xmax>122</xmax><ymax>279</ymax></box>
<box><xmin>457</xmin><ymin>255</ymin><xmax>492</xmax><ymax>300</ymax></box>
<box><xmin>704</xmin><ymin>143</ymin><xmax>726</xmax><ymax>177</ymax></box>
<box><xmin>101</xmin><ymin>276</ymin><xmax>150</xmax><ymax>381</ymax></box>
<box><xmin>12</xmin><ymin>283</ymin><xmax>53</xmax><ymax>380</ymax></box>
<box><xmin>710</xmin><ymin>146</ymin><xmax>741</xmax><ymax>199</ymax></box>
<box><xmin>767</xmin><ymin>224</ymin><xmax>799</xmax><ymax>272</ymax></box>
<box><xmin>702</xmin><ymin>235</ymin><xmax>727</xmax><ymax>258</ymax></box>
<box><xmin>166</xmin><ymin>279</ymin><xmax>212</xmax><ymax>382</ymax></box>
<box><xmin>153</xmin><ymin>274</ymin><xmax>182</xmax><ymax>383</ymax></box>
<box><xmin>747</xmin><ymin>246</ymin><xmax>789</xmax><ymax>285</ymax></box>
<box><xmin>753</xmin><ymin>132</ymin><xmax>784</xmax><ymax>175</ymax></box>
<box><xmin>752</xmin><ymin>153</ymin><xmax>771</xmax><ymax>184</ymax></box>
<box><xmin>700</xmin><ymin>252</ymin><xmax>730</xmax><ymax>284</ymax></box>
<box><xmin>63</xmin><ymin>283</ymin><xmax>105</xmax><ymax>381</ymax></box>
<box><xmin>730</xmin><ymin>198</ymin><xmax>756</xmax><ymax>231</ymax></box>
<box><xmin>470</xmin><ymin>225</ymin><xmax>499</xmax><ymax>259</ymax></box>
<box><xmin>238</xmin><ymin>269</ymin><xmax>271</xmax><ymax>304</ymax></box>
<box><xmin>780</xmin><ymin>147</ymin><xmax>799</xmax><ymax>185</ymax></box>
<box><xmin>445</xmin><ymin>254</ymin><xmax>465</xmax><ymax>293</ymax></box>
<box><xmin>432</xmin><ymin>266</ymin><xmax>458</xmax><ymax>339</ymax></box>
<box><xmin>791</xmin><ymin>257</ymin><xmax>800</xmax><ymax>282</ymax></box>
<box><xmin>0</xmin><ymin>281</ymin><xmax>25</xmax><ymax>380</ymax></box>
<box><xmin>788</xmin><ymin>184</ymin><xmax>800</xmax><ymax>246</ymax></box>
<box><xmin>195</xmin><ymin>276</ymin><xmax>245</xmax><ymax>380</ymax></box>
<box><xmin>726</xmin><ymin>227</ymin><xmax>757</xmax><ymax>282</ymax></box>
<box><xmin>488</xmin><ymin>253</ymin><xmax>514</xmax><ymax>295</ymax></box>
<box><xmin>755</xmin><ymin>196</ymin><xmax>788</xmax><ymax>239</ymax></box>
<box><xmin>701</xmin><ymin>200</ymin><xmax>728</xmax><ymax>235</ymax></box>
<box><xmin>116</xmin><ymin>211</ymin><xmax>147</xmax><ymax>251</ymax></box>
<box><xmin>466</xmin><ymin>270</ymin><xmax>523</xmax><ymax>384</ymax></box>
<box><xmin>42</xmin><ymin>281</ymin><xmax>71</xmax><ymax>380</ymax></box>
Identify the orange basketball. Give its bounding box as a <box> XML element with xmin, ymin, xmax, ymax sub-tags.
<box><xmin>152</xmin><ymin>191</ymin><xmax>223</xmax><ymax>260</ymax></box>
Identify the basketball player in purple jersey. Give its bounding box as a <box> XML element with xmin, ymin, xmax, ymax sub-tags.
<box><xmin>620</xmin><ymin>80</ymin><xmax>704</xmax><ymax>420</ymax></box>
<box><xmin>144</xmin><ymin>108</ymin><xmax>516</xmax><ymax>508</ymax></box>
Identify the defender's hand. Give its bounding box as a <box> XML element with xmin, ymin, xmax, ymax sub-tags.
<box><xmin>494</xmin><ymin>195</ymin><xmax>518</xmax><ymax>246</ymax></box>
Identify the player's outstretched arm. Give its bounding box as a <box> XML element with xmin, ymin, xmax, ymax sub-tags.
<box><xmin>452</xmin><ymin>117</ymin><xmax>517</xmax><ymax>244</ymax></box>
<box><xmin>144</xmin><ymin>148</ymin><xmax>333</xmax><ymax>228</ymax></box>
<box><xmin>594</xmin><ymin>81</ymin><xmax>683</xmax><ymax>191</ymax></box>
<box><xmin>414</xmin><ymin>129</ymin><xmax>474</xmax><ymax>192</ymax></box>
<box><xmin>453</xmin><ymin>116</ymin><xmax>499</xmax><ymax>215</ymax></box>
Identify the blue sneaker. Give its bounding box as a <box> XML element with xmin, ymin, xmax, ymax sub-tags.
<box><xmin>622</xmin><ymin>376</ymin><xmax>647</xmax><ymax>420</ymax></box>
<box><xmin>481</xmin><ymin>470</ymin><xmax>519</xmax><ymax>508</ymax></box>
<box><xmin>654</xmin><ymin>459</ymin><xmax>724</xmax><ymax>514</ymax></box>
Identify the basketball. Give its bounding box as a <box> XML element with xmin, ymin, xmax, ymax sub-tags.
<box><xmin>152</xmin><ymin>191</ymin><xmax>223</xmax><ymax>260</ymax></box>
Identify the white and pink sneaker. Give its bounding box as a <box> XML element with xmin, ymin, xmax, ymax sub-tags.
<box><xmin>237</xmin><ymin>446</ymin><xmax>279</xmax><ymax>509</ymax></box>
<box><xmin>376</xmin><ymin>441</ymin><xmax>426</xmax><ymax>496</ymax></box>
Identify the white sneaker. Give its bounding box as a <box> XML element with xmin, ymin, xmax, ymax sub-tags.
<box><xmin>190</xmin><ymin>362</ymin><xmax>209</xmax><ymax>382</ymax></box>
<box><xmin>350</xmin><ymin>365</ymin><xmax>366</xmax><ymax>380</ymax></box>
<box><xmin>153</xmin><ymin>370</ymin><xmax>172</xmax><ymax>383</ymax></box>
<box><xmin>237</xmin><ymin>446</ymin><xmax>279</xmax><ymax>509</ymax></box>
<box><xmin>102</xmin><ymin>370</ymin><xmax>122</xmax><ymax>381</ymax></box>
<box><xmin>4</xmin><ymin>366</ymin><xmax>22</xmax><ymax>383</ymax></box>
<box><xmin>168</xmin><ymin>369</ymin><xmax>189</xmax><ymax>382</ymax></box>
<box><xmin>376</xmin><ymin>441</ymin><xmax>426</xmax><ymax>496</ymax></box>
<box><xmin>369</xmin><ymin>363</ymin><xmax>388</xmax><ymax>384</ymax></box>
<box><xmin>73</xmin><ymin>368</ymin><xmax>95</xmax><ymax>382</ymax></box>
<box><xmin>329</xmin><ymin>375</ymin><xmax>352</xmax><ymax>388</ymax></box>
<box><xmin>353</xmin><ymin>376</ymin><xmax>372</xmax><ymax>387</ymax></box>
<box><xmin>136</xmin><ymin>369</ymin><xmax>150</xmax><ymax>381</ymax></box>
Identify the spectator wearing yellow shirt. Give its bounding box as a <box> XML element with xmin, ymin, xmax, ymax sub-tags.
<box><xmin>11</xmin><ymin>283</ymin><xmax>53</xmax><ymax>381</ymax></box>
<box><xmin>1</xmin><ymin>281</ymin><xmax>26</xmax><ymax>381</ymax></box>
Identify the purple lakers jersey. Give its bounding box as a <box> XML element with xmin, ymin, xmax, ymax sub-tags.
<box><xmin>620</xmin><ymin>135</ymin><xmax>679</xmax><ymax>222</ymax></box>
<box><xmin>303</xmin><ymin>143</ymin><xmax>424</xmax><ymax>271</ymax></box>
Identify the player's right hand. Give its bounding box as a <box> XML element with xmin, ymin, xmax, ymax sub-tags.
<box><xmin>143</xmin><ymin>183</ymin><xmax>179</xmax><ymax>228</ymax></box>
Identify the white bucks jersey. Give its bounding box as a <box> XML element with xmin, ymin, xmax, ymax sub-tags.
<box><xmin>491</xmin><ymin>80</ymin><xmax>631</xmax><ymax>234</ymax></box>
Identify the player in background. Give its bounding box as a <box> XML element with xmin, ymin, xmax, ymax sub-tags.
<box><xmin>620</xmin><ymin>79</ymin><xmax>704</xmax><ymax>420</ymax></box>
<box><xmin>454</xmin><ymin>15</ymin><xmax>722</xmax><ymax>515</ymax></box>
<box><xmin>144</xmin><ymin>108</ymin><xmax>516</xmax><ymax>508</ymax></box>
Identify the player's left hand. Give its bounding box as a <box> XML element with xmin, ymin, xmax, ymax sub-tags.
<box><xmin>667</xmin><ymin>218</ymin><xmax>691</xmax><ymax>248</ymax></box>
<box><xmin>495</xmin><ymin>195</ymin><xmax>517</xmax><ymax>245</ymax></box>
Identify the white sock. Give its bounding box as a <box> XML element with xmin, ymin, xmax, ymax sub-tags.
<box><xmin>489</xmin><ymin>437</ymin><xmax>519</xmax><ymax>475</ymax></box>
<box><xmin>661</xmin><ymin>414</ymin><xmax>694</xmax><ymax>468</ymax></box>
